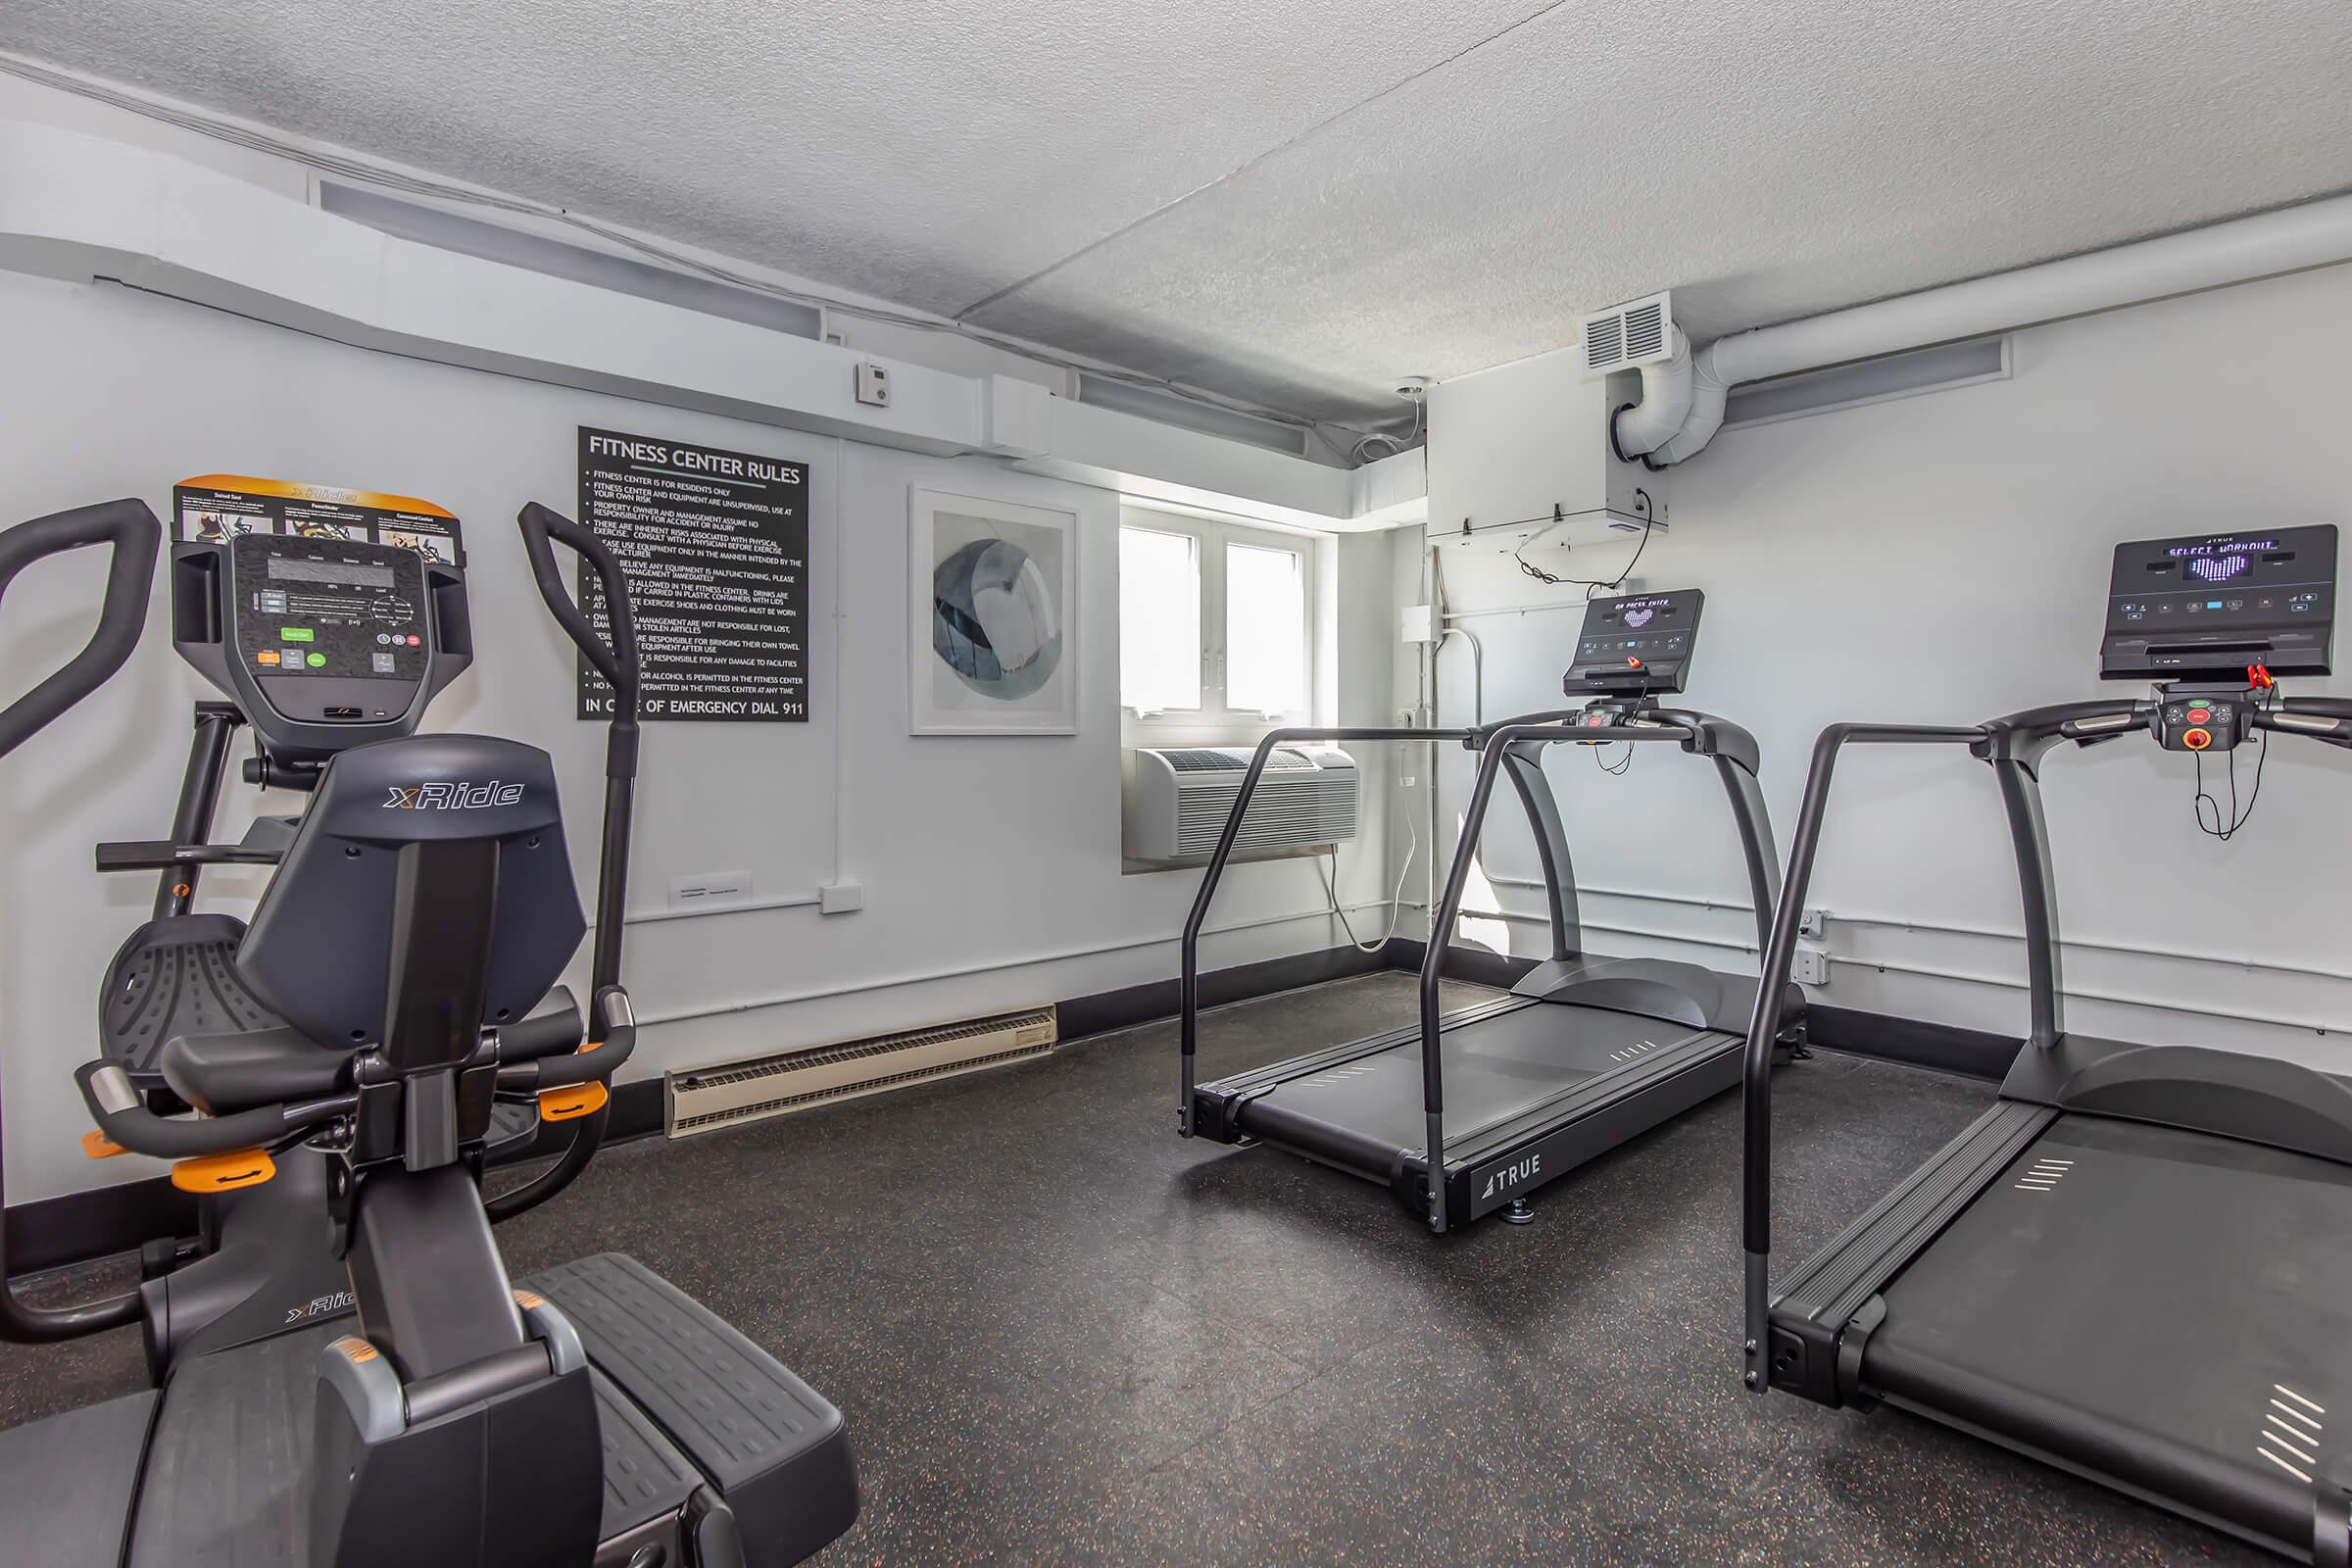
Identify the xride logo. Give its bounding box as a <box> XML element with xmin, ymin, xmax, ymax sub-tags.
<box><xmin>381</xmin><ymin>781</ymin><xmax>526</xmax><ymax>810</ymax></box>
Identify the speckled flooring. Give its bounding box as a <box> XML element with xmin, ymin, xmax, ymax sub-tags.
<box><xmin>1</xmin><ymin>972</ymin><xmax>2274</xmax><ymax>1566</ymax></box>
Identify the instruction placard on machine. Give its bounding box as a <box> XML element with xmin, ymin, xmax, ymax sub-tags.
<box><xmin>574</xmin><ymin>426</ymin><xmax>809</xmax><ymax>722</ymax></box>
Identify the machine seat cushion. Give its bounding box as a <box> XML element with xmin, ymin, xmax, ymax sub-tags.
<box><xmin>160</xmin><ymin>1024</ymin><xmax>353</xmax><ymax>1115</ymax></box>
<box><xmin>99</xmin><ymin>913</ymin><xmax>282</xmax><ymax>1085</ymax></box>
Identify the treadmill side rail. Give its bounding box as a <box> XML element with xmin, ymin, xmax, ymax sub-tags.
<box><xmin>1767</xmin><ymin>1101</ymin><xmax>2053</xmax><ymax>1406</ymax></box>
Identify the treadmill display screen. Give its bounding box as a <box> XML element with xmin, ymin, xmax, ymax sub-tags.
<box><xmin>2101</xmin><ymin>524</ymin><xmax>2336</xmax><ymax>680</ymax></box>
<box><xmin>1566</xmin><ymin>589</ymin><xmax>1703</xmax><ymax>695</ymax></box>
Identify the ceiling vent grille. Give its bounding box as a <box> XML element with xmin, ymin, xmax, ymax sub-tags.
<box><xmin>664</xmin><ymin>1005</ymin><xmax>1057</xmax><ymax>1137</ymax></box>
<box><xmin>1579</xmin><ymin>291</ymin><xmax>1678</xmax><ymax>375</ymax></box>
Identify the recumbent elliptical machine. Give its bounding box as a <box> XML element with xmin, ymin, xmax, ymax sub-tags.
<box><xmin>0</xmin><ymin>496</ymin><xmax>858</xmax><ymax>1566</ymax></box>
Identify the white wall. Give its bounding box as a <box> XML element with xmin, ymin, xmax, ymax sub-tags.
<box><xmin>0</xmin><ymin>270</ymin><xmax>1392</xmax><ymax>1201</ymax></box>
<box><xmin>1408</xmin><ymin>261</ymin><xmax>2352</xmax><ymax>1056</ymax></box>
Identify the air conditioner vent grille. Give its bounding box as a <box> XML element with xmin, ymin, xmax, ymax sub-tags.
<box><xmin>1161</xmin><ymin>747</ymin><xmax>1316</xmax><ymax>772</ymax></box>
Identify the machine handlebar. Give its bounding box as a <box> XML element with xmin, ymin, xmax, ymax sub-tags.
<box><xmin>515</xmin><ymin>503</ymin><xmax>641</xmax><ymax>729</ymax></box>
<box><xmin>0</xmin><ymin>500</ymin><xmax>159</xmax><ymax>760</ymax></box>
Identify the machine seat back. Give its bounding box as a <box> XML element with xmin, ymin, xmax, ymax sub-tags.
<box><xmin>238</xmin><ymin>734</ymin><xmax>585</xmax><ymax>1061</ymax></box>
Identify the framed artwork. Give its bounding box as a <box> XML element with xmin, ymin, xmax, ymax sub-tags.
<box><xmin>908</xmin><ymin>487</ymin><xmax>1079</xmax><ymax>735</ymax></box>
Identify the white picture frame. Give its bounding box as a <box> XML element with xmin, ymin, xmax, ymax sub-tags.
<box><xmin>908</xmin><ymin>487</ymin><xmax>1080</xmax><ymax>735</ymax></box>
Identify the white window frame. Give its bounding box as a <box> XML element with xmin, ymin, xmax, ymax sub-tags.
<box><xmin>1118</xmin><ymin>506</ymin><xmax>1317</xmax><ymax>742</ymax></box>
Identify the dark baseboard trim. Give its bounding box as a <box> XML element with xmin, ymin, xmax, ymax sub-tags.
<box><xmin>1057</xmin><ymin>940</ymin><xmax>1394</xmax><ymax>1044</ymax></box>
<box><xmin>1381</xmin><ymin>940</ymin><xmax>1536</xmax><ymax>990</ymax></box>
<box><xmin>5</xmin><ymin>1179</ymin><xmax>197</xmax><ymax>1278</ymax></box>
<box><xmin>609</xmin><ymin>1078</ymin><xmax>664</xmax><ymax>1143</ymax></box>
<box><xmin>1804</xmin><ymin>1004</ymin><xmax>2015</xmax><ymax>1082</ymax></box>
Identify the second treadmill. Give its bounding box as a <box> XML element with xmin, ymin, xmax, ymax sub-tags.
<box><xmin>1178</xmin><ymin>590</ymin><xmax>1802</xmax><ymax>1231</ymax></box>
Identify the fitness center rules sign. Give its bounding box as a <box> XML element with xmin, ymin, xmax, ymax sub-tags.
<box><xmin>574</xmin><ymin>427</ymin><xmax>809</xmax><ymax>722</ymax></box>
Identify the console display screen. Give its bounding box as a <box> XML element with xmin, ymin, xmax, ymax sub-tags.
<box><xmin>2101</xmin><ymin>524</ymin><xmax>2336</xmax><ymax>679</ymax></box>
<box><xmin>1567</xmin><ymin>589</ymin><xmax>1704</xmax><ymax>695</ymax></box>
<box><xmin>268</xmin><ymin>555</ymin><xmax>397</xmax><ymax>590</ymax></box>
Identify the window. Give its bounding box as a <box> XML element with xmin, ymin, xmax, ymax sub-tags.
<box><xmin>1119</xmin><ymin>509</ymin><xmax>1313</xmax><ymax>730</ymax></box>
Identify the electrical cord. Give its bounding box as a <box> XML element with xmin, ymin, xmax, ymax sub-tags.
<box><xmin>2192</xmin><ymin>685</ymin><xmax>2274</xmax><ymax>841</ymax></box>
<box><xmin>1512</xmin><ymin>490</ymin><xmax>1656</xmax><ymax>599</ymax></box>
<box><xmin>1592</xmin><ymin>740</ymin><xmax>1635</xmax><ymax>776</ymax></box>
<box><xmin>1318</xmin><ymin>816</ymin><xmax>1420</xmax><ymax>954</ymax></box>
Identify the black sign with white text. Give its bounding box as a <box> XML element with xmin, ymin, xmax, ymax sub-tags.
<box><xmin>575</xmin><ymin>426</ymin><xmax>809</xmax><ymax>721</ymax></box>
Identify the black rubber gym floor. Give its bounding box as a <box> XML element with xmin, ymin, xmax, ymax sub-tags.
<box><xmin>0</xmin><ymin>973</ymin><xmax>2275</xmax><ymax>1566</ymax></box>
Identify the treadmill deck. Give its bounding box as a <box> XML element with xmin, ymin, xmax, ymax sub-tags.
<box><xmin>1200</xmin><ymin>997</ymin><xmax>1742</xmax><ymax>1224</ymax></box>
<box><xmin>1867</xmin><ymin>1115</ymin><xmax>2352</xmax><ymax>1556</ymax></box>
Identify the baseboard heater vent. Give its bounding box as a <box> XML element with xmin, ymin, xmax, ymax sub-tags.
<box><xmin>664</xmin><ymin>1005</ymin><xmax>1058</xmax><ymax>1138</ymax></box>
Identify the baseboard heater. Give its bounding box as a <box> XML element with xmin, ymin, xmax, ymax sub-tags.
<box><xmin>663</xmin><ymin>1005</ymin><xmax>1059</xmax><ymax>1138</ymax></box>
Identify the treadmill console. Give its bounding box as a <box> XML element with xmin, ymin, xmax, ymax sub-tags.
<box><xmin>170</xmin><ymin>475</ymin><xmax>473</xmax><ymax>762</ymax></box>
<box><xmin>1566</xmin><ymin>590</ymin><xmax>1702</xmax><ymax>697</ymax></box>
<box><xmin>2101</xmin><ymin>524</ymin><xmax>2335</xmax><ymax>681</ymax></box>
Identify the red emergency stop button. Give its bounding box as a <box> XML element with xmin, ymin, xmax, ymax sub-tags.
<box><xmin>2182</xmin><ymin>727</ymin><xmax>2213</xmax><ymax>750</ymax></box>
<box><xmin>1626</xmin><ymin>656</ymin><xmax>1643</xmax><ymax>669</ymax></box>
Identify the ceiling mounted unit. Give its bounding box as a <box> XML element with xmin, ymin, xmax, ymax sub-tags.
<box><xmin>1579</xmin><ymin>291</ymin><xmax>1677</xmax><ymax>375</ymax></box>
<box><xmin>1123</xmin><ymin>746</ymin><xmax>1358</xmax><ymax>862</ymax></box>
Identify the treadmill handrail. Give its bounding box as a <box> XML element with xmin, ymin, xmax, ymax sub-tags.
<box><xmin>1178</xmin><ymin>726</ymin><xmax>1474</xmax><ymax>1137</ymax></box>
<box><xmin>1739</xmin><ymin>721</ymin><xmax>1988</xmax><ymax>1389</ymax></box>
<box><xmin>1418</xmin><ymin>710</ymin><xmax>1767</xmax><ymax>1230</ymax></box>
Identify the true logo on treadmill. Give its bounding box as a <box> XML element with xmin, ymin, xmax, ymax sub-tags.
<box><xmin>1480</xmin><ymin>1154</ymin><xmax>1543</xmax><ymax>1200</ymax></box>
<box><xmin>381</xmin><ymin>781</ymin><xmax>526</xmax><ymax>809</ymax></box>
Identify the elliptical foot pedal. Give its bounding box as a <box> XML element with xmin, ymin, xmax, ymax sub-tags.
<box><xmin>522</xmin><ymin>1253</ymin><xmax>859</xmax><ymax>1566</ymax></box>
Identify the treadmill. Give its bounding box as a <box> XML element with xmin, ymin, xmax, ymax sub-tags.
<box><xmin>1179</xmin><ymin>590</ymin><xmax>1802</xmax><ymax>1232</ymax></box>
<box><xmin>1740</xmin><ymin>524</ymin><xmax>2352</xmax><ymax>1562</ymax></box>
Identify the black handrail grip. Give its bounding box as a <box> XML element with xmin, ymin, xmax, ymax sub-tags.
<box><xmin>0</xmin><ymin>500</ymin><xmax>158</xmax><ymax>1343</ymax></box>
<box><xmin>1738</xmin><ymin>721</ymin><xmax>1986</xmax><ymax>1390</ymax></box>
<box><xmin>515</xmin><ymin>502</ymin><xmax>640</xmax><ymax>714</ymax></box>
<box><xmin>0</xmin><ymin>500</ymin><xmax>158</xmax><ymax>761</ymax></box>
<box><xmin>1177</xmin><ymin>727</ymin><xmax>1473</xmax><ymax>1135</ymax></box>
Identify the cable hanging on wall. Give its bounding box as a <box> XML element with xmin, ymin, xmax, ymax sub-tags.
<box><xmin>1511</xmin><ymin>489</ymin><xmax>1656</xmax><ymax>599</ymax></box>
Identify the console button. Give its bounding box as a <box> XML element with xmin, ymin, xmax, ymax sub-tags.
<box><xmin>2182</xmin><ymin>727</ymin><xmax>2213</xmax><ymax>751</ymax></box>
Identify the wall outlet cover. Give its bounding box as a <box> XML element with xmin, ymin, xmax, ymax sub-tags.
<box><xmin>819</xmin><ymin>881</ymin><xmax>865</xmax><ymax>914</ymax></box>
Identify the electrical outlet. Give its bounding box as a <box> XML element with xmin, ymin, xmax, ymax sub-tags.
<box><xmin>1792</xmin><ymin>948</ymin><xmax>1831</xmax><ymax>987</ymax></box>
<box><xmin>854</xmin><ymin>362</ymin><xmax>891</xmax><ymax>407</ymax></box>
<box><xmin>1798</xmin><ymin>907</ymin><xmax>1830</xmax><ymax>940</ymax></box>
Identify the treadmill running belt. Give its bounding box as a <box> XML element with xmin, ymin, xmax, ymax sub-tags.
<box><xmin>1867</xmin><ymin>1115</ymin><xmax>2352</xmax><ymax>1555</ymax></box>
<box><xmin>1236</xmin><ymin>1003</ymin><xmax>1720</xmax><ymax>1165</ymax></box>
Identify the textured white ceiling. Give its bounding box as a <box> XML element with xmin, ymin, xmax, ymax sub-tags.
<box><xmin>8</xmin><ymin>0</ymin><xmax>2352</xmax><ymax>425</ymax></box>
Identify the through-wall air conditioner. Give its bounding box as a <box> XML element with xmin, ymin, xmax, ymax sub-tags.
<box><xmin>1123</xmin><ymin>746</ymin><xmax>1359</xmax><ymax>862</ymax></box>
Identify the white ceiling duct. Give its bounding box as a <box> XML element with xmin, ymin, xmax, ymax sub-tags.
<box><xmin>1626</xmin><ymin>192</ymin><xmax>2352</xmax><ymax>466</ymax></box>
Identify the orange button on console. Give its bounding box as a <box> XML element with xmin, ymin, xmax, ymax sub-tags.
<box><xmin>255</xmin><ymin>650</ymin><xmax>281</xmax><ymax>666</ymax></box>
<box><xmin>2182</xmin><ymin>727</ymin><xmax>2213</xmax><ymax>751</ymax></box>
